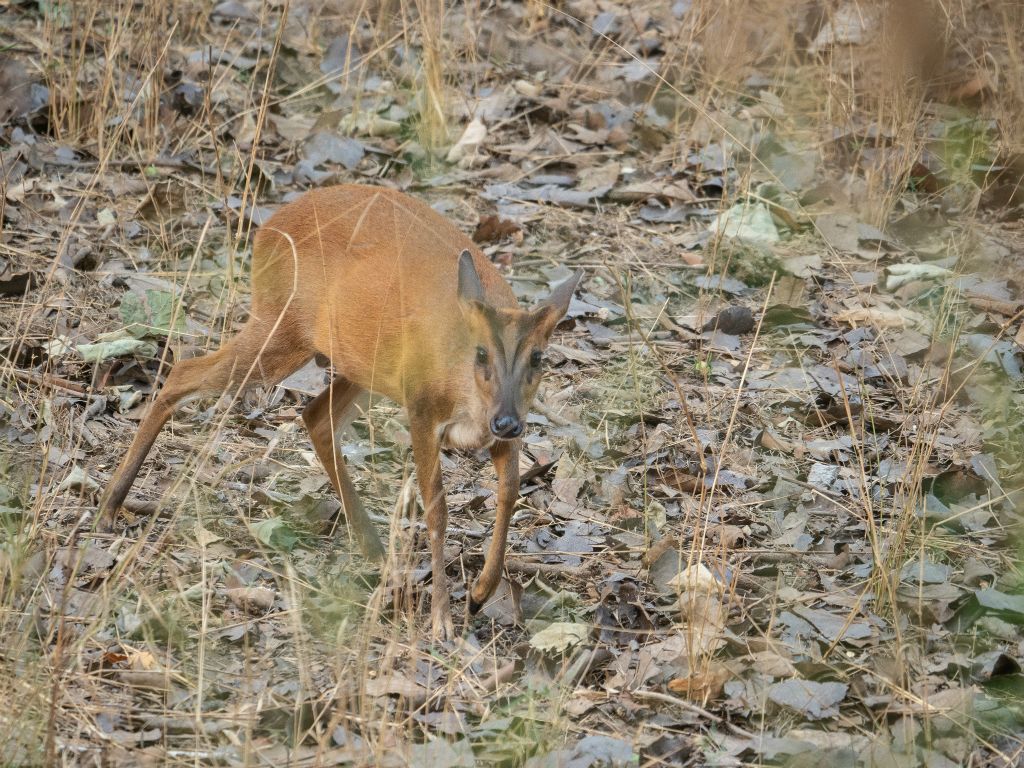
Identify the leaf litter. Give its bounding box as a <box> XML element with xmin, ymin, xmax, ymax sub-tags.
<box><xmin>0</xmin><ymin>0</ymin><xmax>1024</xmax><ymax>766</ymax></box>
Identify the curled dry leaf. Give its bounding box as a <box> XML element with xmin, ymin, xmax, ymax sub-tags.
<box><xmin>473</xmin><ymin>214</ymin><xmax>521</xmax><ymax>244</ymax></box>
<box><xmin>702</xmin><ymin>306</ymin><xmax>755</xmax><ymax>335</ymax></box>
<box><xmin>57</xmin><ymin>465</ymin><xmax>100</xmax><ymax>494</ymax></box>
<box><xmin>115</xmin><ymin>649</ymin><xmax>171</xmax><ymax>691</ymax></box>
<box><xmin>835</xmin><ymin>306</ymin><xmax>928</xmax><ymax>330</ymax></box>
<box><xmin>596</xmin><ymin>577</ymin><xmax>654</xmax><ymax>644</ymax></box>
<box><xmin>669</xmin><ymin>564</ymin><xmax>729</xmax><ymax>656</ymax></box>
<box><xmin>884</xmin><ymin>262</ymin><xmax>951</xmax><ymax>290</ymax></box>
<box><xmin>709</xmin><ymin>202</ymin><xmax>779</xmax><ymax>247</ymax></box>
<box><xmin>446</xmin><ymin>118</ymin><xmax>487</xmax><ymax>165</ymax></box>
<box><xmin>226</xmin><ymin>586</ymin><xmax>276</xmax><ymax>613</ymax></box>
<box><xmin>758</xmin><ymin>428</ymin><xmax>797</xmax><ymax>454</ymax></box>
<box><xmin>709</xmin><ymin>524</ymin><xmax>746</xmax><ymax>550</ymax></box>
<box><xmin>364</xmin><ymin>671</ymin><xmax>427</xmax><ymax>704</ymax></box>
<box><xmin>666</xmin><ymin>661</ymin><xmax>733</xmax><ymax>701</ymax></box>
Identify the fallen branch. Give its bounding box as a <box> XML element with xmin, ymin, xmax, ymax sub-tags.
<box><xmin>11</xmin><ymin>369</ymin><xmax>90</xmax><ymax>396</ymax></box>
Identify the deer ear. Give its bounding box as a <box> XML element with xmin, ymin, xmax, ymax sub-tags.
<box><xmin>533</xmin><ymin>269</ymin><xmax>583</xmax><ymax>335</ymax></box>
<box><xmin>457</xmin><ymin>250</ymin><xmax>486</xmax><ymax>305</ymax></box>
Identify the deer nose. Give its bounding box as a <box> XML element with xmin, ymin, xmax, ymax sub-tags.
<box><xmin>490</xmin><ymin>415</ymin><xmax>523</xmax><ymax>438</ymax></box>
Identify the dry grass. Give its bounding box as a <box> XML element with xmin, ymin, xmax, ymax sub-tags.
<box><xmin>1</xmin><ymin>0</ymin><xmax>1023</xmax><ymax>764</ymax></box>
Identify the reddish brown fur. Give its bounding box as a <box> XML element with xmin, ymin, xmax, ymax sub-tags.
<box><xmin>249</xmin><ymin>186</ymin><xmax>516</xmax><ymax>404</ymax></box>
<box><xmin>97</xmin><ymin>184</ymin><xmax>581</xmax><ymax>640</ymax></box>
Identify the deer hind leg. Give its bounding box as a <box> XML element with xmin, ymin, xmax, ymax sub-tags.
<box><xmin>302</xmin><ymin>376</ymin><xmax>386</xmax><ymax>561</ymax></box>
<box><xmin>408</xmin><ymin>409</ymin><xmax>455</xmax><ymax>642</ymax></box>
<box><xmin>97</xmin><ymin>319</ymin><xmax>312</xmax><ymax>530</ymax></box>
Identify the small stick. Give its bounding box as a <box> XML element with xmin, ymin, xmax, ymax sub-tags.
<box><xmin>533</xmin><ymin>398</ymin><xmax>571</xmax><ymax>426</ymax></box>
<box><xmin>11</xmin><ymin>369</ymin><xmax>90</xmax><ymax>396</ymax></box>
<box><xmin>476</xmin><ymin>660</ymin><xmax>518</xmax><ymax>693</ymax></box>
<box><xmin>503</xmin><ymin>558</ymin><xmax>600</xmax><ymax>577</ymax></box>
<box><xmin>630</xmin><ymin>689</ymin><xmax>755</xmax><ymax>738</ymax></box>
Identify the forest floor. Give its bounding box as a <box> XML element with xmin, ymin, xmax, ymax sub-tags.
<box><xmin>2</xmin><ymin>1</ymin><xmax>1024</xmax><ymax>766</ymax></box>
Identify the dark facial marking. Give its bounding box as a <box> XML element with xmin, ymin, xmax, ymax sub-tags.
<box><xmin>481</xmin><ymin>308</ymin><xmax>508</xmax><ymax>365</ymax></box>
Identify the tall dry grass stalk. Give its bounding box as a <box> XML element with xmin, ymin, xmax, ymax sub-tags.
<box><xmin>42</xmin><ymin>0</ymin><xmax>174</xmax><ymax>157</ymax></box>
<box><xmin>410</xmin><ymin>0</ymin><xmax>450</xmax><ymax>154</ymax></box>
<box><xmin>637</xmin><ymin>0</ymin><xmax>1024</xmax><ymax>730</ymax></box>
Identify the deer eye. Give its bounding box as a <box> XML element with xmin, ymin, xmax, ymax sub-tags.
<box><xmin>530</xmin><ymin>349</ymin><xmax>543</xmax><ymax>368</ymax></box>
<box><xmin>476</xmin><ymin>346</ymin><xmax>489</xmax><ymax>365</ymax></box>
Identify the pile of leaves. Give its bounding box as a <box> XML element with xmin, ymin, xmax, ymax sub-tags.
<box><xmin>1</xmin><ymin>0</ymin><xmax>1023</xmax><ymax>765</ymax></box>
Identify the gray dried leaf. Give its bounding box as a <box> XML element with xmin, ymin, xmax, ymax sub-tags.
<box><xmin>212</xmin><ymin>1</ymin><xmax>257</xmax><ymax>21</ymax></box>
<box><xmin>186</xmin><ymin>47</ymin><xmax>257</xmax><ymax>70</ymax></box>
<box><xmin>565</xmin><ymin>735</ymin><xmax>633</xmax><ymax>768</ymax></box>
<box><xmin>899</xmin><ymin>558</ymin><xmax>952</xmax><ymax>585</ymax></box>
<box><xmin>302</xmin><ymin>132</ymin><xmax>365</xmax><ymax>169</ymax></box>
<box><xmin>694</xmin><ymin>274</ymin><xmax>748</xmax><ymax>295</ymax></box>
<box><xmin>973</xmin><ymin>589</ymin><xmax>1024</xmax><ymax>617</ymax></box>
<box><xmin>410</xmin><ymin>738</ymin><xmax>476</xmax><ymax>768</ymax></box>
<box><xmin>792</xmin><ymin>605</ymin><xmax>872</xmax><ymax>641</ymax></box>
<box><xmin>768</xmin><ymin>678</ymin><xmax>848</xmax><ymax>719</ymax></box>
<box><xmin>321</xmin><ymin>34</ymin><xmax>363</xmax><ymax>79</ymax></box>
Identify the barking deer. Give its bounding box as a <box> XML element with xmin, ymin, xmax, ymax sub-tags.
<box><xmin>98</xmin><ymin>184</ymin><xmax>582</xmax><ymax>639</ymax></box>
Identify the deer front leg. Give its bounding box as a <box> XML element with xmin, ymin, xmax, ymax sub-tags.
<box><xmin>468</xmin><ymin>438</ymin><xmax>519</xmax><ymax>613</ymax></box>
<box><xmin>409</xmin><ymin>412</ymin><xmax>455</xmax><ymax>641</ymax></box>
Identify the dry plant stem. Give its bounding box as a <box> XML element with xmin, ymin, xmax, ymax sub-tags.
<box><xmin>616</xmin><ymin>272</ymin><xmax>707</xmax><ymax>472</ymax></box>
<box><xmin>42</xmin><ymin>505</ymin><xmax>97</xmax><ymax>765</ymax></box>
<box><xmin>150</xmin><ymin>216</ymin><xmax>211</xmax><ymax>388</ymax></box>
<box><xmin>11</xmin><ymin>369</ymin><xmax>89</xmax><ymax>396</ymax></box>
<box><xmin>820</xmin><ymin>352</ymin><xmax>908</xmax><ymax>665</ymax></box>
<box><xmin>232</xmin><ymin>0</ymin><xmax>290</xmax><ymax>258</ymax></box>
<box><xmin>539</xmin><ymin>1</ymin><xmax>816</xmax><ymax>226</ymax></box>
<box><xmin>411</xmin><ymin>0</ymin><xmax>449</xmax><ymax>153</ymax></box>
<box><xmin>476</xmin><ymin>660</ymin><xmax>518</xmax><ymax>694</ymax></box>
<box><xmin>502</xmin><ymin>557</ymin><xmax>600</xmax><ymax>578</ymax></box>
<box><xmin>630</xmin><ymin>689</ymin><xmax>755</xmax><ymax>739</ymax></box>
<box><xmin>532</xmin><ymin>397</ymin><xmax>572</xmax><ymax>426</ymax></box>
<box><xmin>684</xmin><ymin>275</ymin><xmax>775</xmax><ymax>670</ymax></box>
<box><xmin>223</xmin><ymin>30</ymin><xmax>404</xmax><ymax>129</ymax></box>
<box><xmin>194</xmin><ymin>505</ymin><xmax>212</xmax><ymax>734</ymax></box>
<box><xmin>563</xmin><ymin>646</ymin><xmax>614</xmax><ymax>687</ymax></box>
<box><xmin>365</xmin><ymin>509</ymin><xmax>483</xmax><ymax>539</ymax></box>
<box><xmin>3</xmin><ymin>23</ymin><xmax>179</xmax><ymax>384</ymax></box>
<box><xmin>885</xmin><ymin>303</ymin><xmax>1024</xmax><ymax>569</ymax></box>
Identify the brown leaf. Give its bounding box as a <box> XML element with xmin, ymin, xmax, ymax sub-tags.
<box><xmin>116</xmin><ymin>650</ymin><xmax>171</xmax><ymax>690</ymax></box>
<box><xmin>667</xmin><ymin>662</ymin><xmax>731</xmax><ymax>700</ymax></box>
<box><xmin>473</xmin><ymin>214</ymin><xmax>522</xmax><ymax>244</ymax></box>
<box><xmin>226</xmin><ymin>586</ymin><xmax>276</xmax><ymax>613</ymax></box>
<box><xmin>364</xmin><ymin>672</ymin><xmax>427</xmax><ymax>703</ymax></box>
<box><xmin>709</xmin><ymin>524</ymin><xmax>746</xmax><ymax>550</ymax></box>
<box><xmin>654</xmin><ymin>467</ymin><xmax>701</xmax><ymax>494</ymax></box>
<box><xmin>946</xmin><ymin>71</ymin><xmax>995</xmax><ymax>104</ymax></box>
<box><xmin>758</xmin><ymin>428</ymin><xmax>796</xmax><ymax>454</ymax></box>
